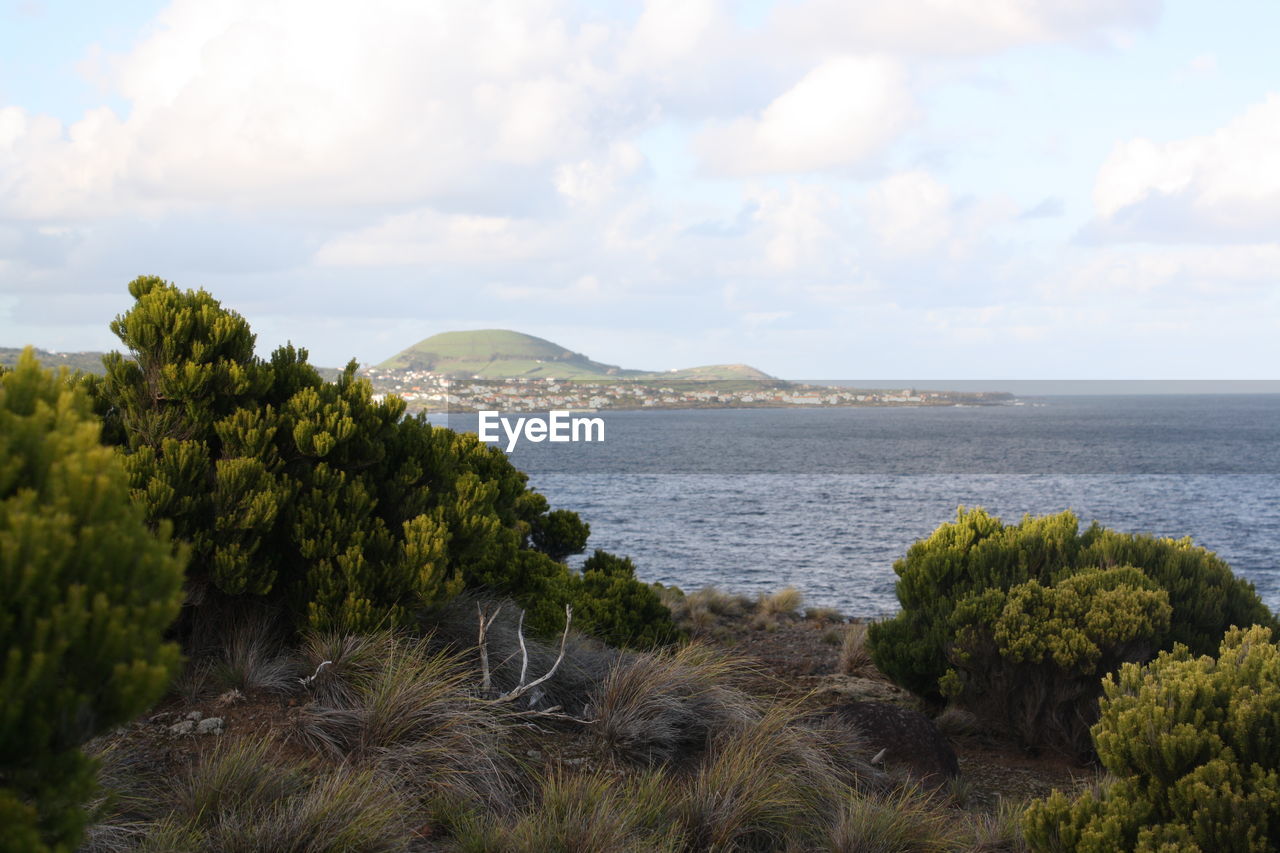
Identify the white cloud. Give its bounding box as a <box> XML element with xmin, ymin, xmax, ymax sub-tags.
<box><xmin>696</xmin><ymin>56</ymin><xmax>912</xmax><ymax>175</ymax></box>
<box><xmin>1090</xmin><ymin>94</ymin><xmax>1280</xmax><ymax>242</ymax></box>
<box><xmin>554</xmin><ymin>142</ymin><xmax>647</xmax><ymax>206</ymax></box>
<box><xmin>767</xmin><ymin>0</ymin><xmax>1160</xmax><ymax>56</ymax></box>
<box><xmin>314</xmin><ymin>209</ymin><xmax>560</xmax><ymax>268</ymax></box>
<box><xmin>864</xmin><ymin>170</ymin><xmax>953</xmax><ymax>255</ymax></box>
<box><xmin>0</xmin><ymin>0</ymin><xmax>625</xmax><ymax>219</ymax></box>
<box><xmin>1049</xmin><ymin>244</ymin><xmax>1280</xmax><ymax>299</ymax></box>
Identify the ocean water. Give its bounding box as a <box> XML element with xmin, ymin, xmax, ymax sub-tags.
<box><xmin>445</xmin><ymin>396</ymin><xmax>1280</xmax><ymax>617</ymax></box>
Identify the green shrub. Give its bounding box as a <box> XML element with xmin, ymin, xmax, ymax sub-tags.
<box><xmin>1024</xmin><ymin>625</ymin><xmax>1280</xmax><ymax>852</ymax></box>
<box><xmin>92</xmin><ymin>276</ymin><xmax>672</xmax><ymax>643</ymax></box>
<box><xmin>567</xmin><ymin>550</ymin><xmax>680</xmax><ymax>649</ymax></box>
<box><xmin>0</xmin><ymin>350</ymin><xmax>185</xmax><ymax>852</ymax></box>
<box><xmin>941</xmin><ymin>566</ymin><xmax>1171</xmax><ymax>755</ymax></box>
<box><xmin>868</xmin><ymin>508</ymin><xmax>1273</xmax><ymax>706</ymax></box>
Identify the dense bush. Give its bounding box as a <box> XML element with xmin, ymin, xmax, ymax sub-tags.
<box><xmin>568</xmin><ymin>550</ymin><xmax>680</xmax><ymax>648</ymax></box>
<box><xmin>1024</xmin><ymin>625</ymin><xmax>1280</xmax><ymax>852</ymax></box>
<box><xmin>941</xmin><ymin>566</ymin><xmax>1172</xmax><ymax>755</ymax></box>
<box><xmin>91</xmin><ymin>276</ymin><xmax>674</xmax><ymax>645</ymax></box>
<box><xmin>0</xmin><ymin>351</ymin><xmax>185</xmax><ymax>852</ymax></box>
<box><xmin>868</xmin><ymin>508</ymin><xmax>1274</xmax><ymax>704</ymax></box>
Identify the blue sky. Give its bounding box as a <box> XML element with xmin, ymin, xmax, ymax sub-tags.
<box><xmin>1</xmin><ymin>0</ymin><xmax>1277</xmax><ymax>378</ymax></box>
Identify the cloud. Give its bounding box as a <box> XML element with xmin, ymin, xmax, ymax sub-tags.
<box><xmin>695</xmin><ymin>56</ymin><xmax>912</xmax><ymax>175</ymax></box>
<box><xmin>1019</xmin><ymin>197</ymin><xmax>1065</xmax><ymax>219</ymax></box>
<box><xmin>0</xmin><ymin>0</ymin><xmax>627</xmax><ymax>220</ymax></box>
<box><xmin>766</xmin><ymin>0</ymin><xmax>1161</xmax><ymax>57</ymax></box>
<box><xmin>1087</xmin><ymin>94</ymin><xmax>1280</xmax><ymax>243</ymax></box>
<box><xmin>1047</xmin><ymin>244</ymin><xmax>1280</xmax><ymax>299</ymax></box>
<box><xmin>864</xmin><ymin>170</ymin><xmax>953</xmax><ymax>255</ymax></box>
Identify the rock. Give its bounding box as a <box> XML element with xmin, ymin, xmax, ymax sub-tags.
<box><xmin>185</xmin><ymin>710</ymin><xmax>203</xmax><ymax>722</ymax></box>
<box><xmin>196</xmin><ymin>717</ymin><xmax>225</xmax><ymax>735</ymax></box>
<box><xmin>168</xmin><ymin>720</ymin><xmax>195</xmax><ymax>735</ymax></box>
<box><xmin>827</xmin><ymin>700</ymin><xmax>960</xmax><ymax>788</ymax></box>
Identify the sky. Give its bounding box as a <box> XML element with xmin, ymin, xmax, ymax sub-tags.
<box><xmin>1</xmin><ymin>0</ymin><xmax>1278</xmax><ymax>379</ymax></box>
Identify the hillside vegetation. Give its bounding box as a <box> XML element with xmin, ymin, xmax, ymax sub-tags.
<box><xmin>5</xmin><ymin>279</ymin><xmax>1280</xmax><ymax>852</ymax></box>
<box><xmin>376</xmin><ymin>328</ymin><xmax>773</xmax><ymax>380</ymax></box>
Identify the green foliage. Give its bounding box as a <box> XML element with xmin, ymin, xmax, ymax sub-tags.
<box><xmin>868</xmin><ymin>508</ymin><xmax>1274</xmax><ymax>704</ymax></box>
<box><xmin>568</xmin><ymin>551</ymin><xmax>680</xmax><ymax>649</ymax></box>
<box><xmin>0</xmin><ymin>350</ymin><xmax>185</xmax><ymax>852</ymax></box>
<box><xmin>1024</xmin><ymin>625</ymin><xmax>1280</xmax><ymax>852</ymax></box>
<box><xmin>530</xmin><ymin>508</ymin><xmax>590</xmax><ymax>562</ymax></box>
<box><xmin>942</xmin><ymin>566</ymin><xmax>1172</xmax><ymax>755</ymax></box>
<box><xmin>92</xmin><ymin>277</ymin><xmax>671</xmax><ymax>644</ymax></box>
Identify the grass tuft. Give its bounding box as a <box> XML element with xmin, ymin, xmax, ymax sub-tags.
<box><xmin>214</xmin><ymin>613</ymin><xmax>301</xmax><ymax>694</ymax></box>
<box><xmin>964</xmin><ymin>797</ymin><xmax>1031</xmax><ymax>852</ymax></box>
<box><xmin>588</xmin><ymin>643</ymin><xmax>760</xmax><ymax>767</ymax></box>
<box><xmin>757</xmin><ymin>586</ymin><xmax>804</xmax><ymax>618</ymax></box>
<box><xmin>676</xmin><ymin>702</ymin><xmax>846</xmax><ymax>850</ymax></box>
<box><xmin>839</xmin><ymin>621</ymin><xmax>874</xmax><ymax>675</ymax></box>
<box><xmin>93</xmin><ymin>736</ymin><xmax>413</xmax><ymax>853</ymax></box>
<box><xmin>296</xmin><ymin>634</ymin><xmax>515</xmax><ymax>807</ymax></box>
<box><xmin>495</xmin><ymin>769</ymin><xmax>682</xmax><ymax>852</ymax></box>
<box><xmin>827</xmin><ymin>784</ymin><xmax>967</xmax><ymax>852</ymax></box>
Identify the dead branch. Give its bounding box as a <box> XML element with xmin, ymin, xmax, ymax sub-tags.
<box><xmin>477</xmin><ymin>603</ymin><xmax>502</xmax><ymax>694</ymax></box>
<box><xmin>497</xmin><ymin>603</ymin><xmax>573</xmax><ymax>704</ymax></box>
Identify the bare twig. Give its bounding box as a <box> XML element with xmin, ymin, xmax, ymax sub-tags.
<box><xmin>497</xmin><ymin>604</ymin><xmax>573</xmax><ymax>704</ymax></box>
<box><xmin>299</xmin><ymin>660</ymin><xmax>332</xmax><ymax>689</ymax></box>
<box><xmin>477</xmin><ymin>603</ymin><xmax>502</xmax><ymax>694</ymax></box>
<box><xmin>516</xmin><ymin>609</ymin><xmax>529</xmax><ymax>688</ymax></box>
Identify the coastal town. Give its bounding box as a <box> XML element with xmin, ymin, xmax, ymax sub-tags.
<box><xmin>360</xmin><ymin>367</ymin><xmax>1014</xmax><ymax>413</ymax></box>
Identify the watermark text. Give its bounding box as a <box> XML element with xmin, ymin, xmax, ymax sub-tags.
<box><xmin>477</xmin><ymin>410</ymin><xmax>604</xmax><ymax>452</ymax></box>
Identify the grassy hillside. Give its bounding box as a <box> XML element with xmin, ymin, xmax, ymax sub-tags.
<box><xmin>1</xmin><ymin>347</ymin><xmax>344</xmax><ymax>381</ymax></box>
<box><xmin>377</xmin><ymin>329</ymin><xmax>773</xmax><ymax>380</ymax></box>
<box><xmin>648</xmin><ymin>363</ymin><xmax>772</xmax><ymax>381</ymax></box>
<box><xmin>0</xmin><ymin>347</ymin><xmax>107</xmax><ymax>375</ymax></box>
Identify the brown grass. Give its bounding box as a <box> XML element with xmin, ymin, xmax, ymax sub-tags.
<box><xmin>588</xmin><ymin>643</ymin><xmax>761</xmax><ymax>767</ymax></box>
<box><xmin>839</xmin><ymin>622</ymin><xmax>874</xmax><ymax>675</ymax></box>
<box><xmin>757</xmin><ymin>586</ymin><xmax>804</xmax><ymax>618</ymax></box>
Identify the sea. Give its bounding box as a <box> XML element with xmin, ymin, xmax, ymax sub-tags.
<box><xmin>443</xmin><ymin>395</ymin><xmax>1280</xmax><ymax>618</ymax></box>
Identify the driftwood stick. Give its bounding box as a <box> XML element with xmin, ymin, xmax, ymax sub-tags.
<box><xmin>497</xmin><ymin>604</ymin><xmax>573</xmax><ymax>704</ymax></box>
<box><xmin>477</xmin><ymin>603</ymin><xmax>502</xmax><ymax>694</ymax></box>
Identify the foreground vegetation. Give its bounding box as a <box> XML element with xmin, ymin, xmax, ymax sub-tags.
<box><xmin>3</xmin><ymin>277</ymin><xmax>1279</xmax><ymax>851</ymax></box>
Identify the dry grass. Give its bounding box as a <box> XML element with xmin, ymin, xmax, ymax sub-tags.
<box><xmin>214</xmin><ymin>613</ymin><xmax>302</xmax><ymax>694</ymax></box>
<box><xmin>934</xmin><ymin>706</ymin><xmax>982</xmax><ymax>739</ymax></box>
<box><xmin>89</xmin><ymin>736</ymin><xmax>411</xmax><ymax>853</ymax></box>
<box><xmin>295</xmin><ymin>634</ymin><xmax>515</xmax><ymax>807</ymax></box>
<box><xmin>675</xmin><ymin>703</ymin><xmax>848</xmax><ymax>851</ymax></box>
<box><xmin>588</xmin><ymin>643</ymin><xmax>761</xmax><ymax>767</ymax></box>
<box><xmin>964</xmin><ymin>798</ymin><xmax>1031</xmax><ymax>852</ymax></box>
<box><xmin>757</xmin><ymin>586</ymin><xmax>804</xmax><ymax>618</ymax></box>
<box><xmin>839</xmin><ymin>622</ymin><xmax>874</xmax><ymax>675</ymax></box>
<box><xmin>807</xmin><ymin>606</ymin><xmax>846</xmax><ymax>624</ymax></box>
<box><xmin>827</xmin><ymin>785</ymin><xmax>968</xmax><ymax>852</ymax></box>
<box><xmin>297</xmin><ymin>629</ymin><xmax>399</xmax><ymax>708</ymax></box>
<box><xmin>664</xmin><ymin>586</ymin><xmax>755</xmax><ymax>637</ymax></box>
<box><xmin>493</xmin><ymin>769</ymin><xmax>682</xmax><ymax>852</ymax></box>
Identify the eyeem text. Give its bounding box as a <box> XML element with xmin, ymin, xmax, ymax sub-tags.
<box><xmin>477</xmin><ymin>410</ymin><xmax>605</xmax><ymax>452</ymax></box>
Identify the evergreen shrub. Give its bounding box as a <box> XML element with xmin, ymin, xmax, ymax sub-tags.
<box><xmin>1024</xmin><ymin>624</ymin><xmax>1280</xmax><ymax>852</ymax></box>
<box><xmin>867</xmin><ymin>508</ymin><xmax>1273</xmax><ymax>751</ymax></box>
<box><xmin>91</xmin><ymin>277</ymin><xmax>674</xmax><ymax>645</ymax></box>
<box><xmin>0</xmin><ymin>351</ymin><xmax>185</xmax><ymax>852</ymax></box>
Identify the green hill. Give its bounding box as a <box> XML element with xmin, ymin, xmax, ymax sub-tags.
<box><xmin>376</xmin><ymin>330</ymin><xmax>636</xmax><ymax>378</ymax></box>
<box><xmin>0</xmin><ymin>347</ymin><xmax>107</xmax><ymax>375</ymax></box>
<box><xmin>376</xmin><ymin>330</ymin><xmax>772</xmax><ymax>381</ymax></box>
